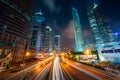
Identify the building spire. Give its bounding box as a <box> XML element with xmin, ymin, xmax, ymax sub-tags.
<box><xmin>35</xmin><ymin>10</ymin><xmax>43</xmax><ymax>15</ymax></box>
<box><xmin>93</xmin><ymin>2</ymin><xmax>98</xmax><ymax>9</ymax></box>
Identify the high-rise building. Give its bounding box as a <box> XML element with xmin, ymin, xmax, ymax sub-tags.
<box><xmin>72</xmin><ymin>7</ymin><xmax>84</xmax><ymax>52</ymax></box>
<box><xmin>87</xmin><ymin>3</ymin><xmax>114</xmax><ymax>48</ymax></box>
<box><xmin>54</xmin><ymin>35</ymin><xmax>60</xmax><ymax>53</ymax></box>
<box><xmin>30</xmin><ymin>10</ymin><xmax>46</xmax><ymax>58</ymax></box>
<box><xmin>44</xmin><ymin>26</ymin><xmax>52</xmax><ymax>53</ymax></box>
<box><xmin>113</xmin><ymin>32</ymin><xmax>120</xmax><ymax>42</ymax></box>
<box><xmin>0</xmin><ymin>0</ymin><xmax>34</xmax><ymax>64</ymax></box>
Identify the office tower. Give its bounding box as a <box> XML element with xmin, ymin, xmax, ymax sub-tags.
<box><xmin>0</xmin><ymin>0</ymin><xmax>34</xmax><ymax>64</ymax></box>
<box><xmin>72</xmin><ymin>7</ymin><xmax>84</xmax><ymax>52</ymax></box>
<box><xmin>54</xmin><ymin>35</ymin><xmax>60</xmax><ymax>53</ymax></box>
<box><xmin>44</xmin><ymin>26</ymin><xmax>52</xmax><ymax>53</ymax></box>
<box><xmin>87</xmin><ymin>3</ymin><xmax>114</xmax><ymax>48</ymax></box>
<box><xmin>113</xmin><ymin>32</ymin><xmax>120</xmax><ymax>42</ymax></box>
<box><xmin>30</xmin><ymin>10</ymin><xmax>46</xmax><ymax>58</ymax></box>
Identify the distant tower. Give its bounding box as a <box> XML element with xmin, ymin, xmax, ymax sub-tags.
<box><xmin>44</xmin><ymin>26</ymin><xmax>52</xmax><ymax>53</ymax></box>
<box><xmin>87</xmin><ymin>3</ymin><xmax>114</xmax><ymax>48</ymax></box>
<box><xmin>72</xmin><ymin>7</ymin><xmax>84</xmax><ymax>52</ymax></box>
<box><xmin>54</xmin><ymin>35</ymin><xmax>60</xmax><ymax>53</ymax></box>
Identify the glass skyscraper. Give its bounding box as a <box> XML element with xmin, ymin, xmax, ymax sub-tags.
<box><xmin>30</xmin><ymin>10</ymin><xmax>46</xmax><ymax>57</ymax></box>
<box><xmin>54</xmin><ymin>35</ymin><xmax>60</xmax><ymax>53</ymax></box>
<box><xmin>44</xmin><ymin>26</ymin><xmax>52</xmax><ymax>53</ymax></box>
<box><xmin>72</xmin><ymin>7</ymin><xmax>84</xmax><ymax>52</ymax></box>
<box><xmin>87</xmin><ymin>3</ymin><xmax>114</xmax><ymax>48</ymax></box>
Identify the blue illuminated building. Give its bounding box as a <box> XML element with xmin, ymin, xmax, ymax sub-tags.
<box><xmin>72</xmin><ymin>7</ymin><xmax>84</xmax><ymax>52</ymax></box>
<box><xmin>54</xmin><ymin>35</ymin><xmax>60</xmax><ymax>53</ymax></box>
<box><xmin>30</xmin><ymin>10</ymin><xmax>46</xmax><ymax>57</ymax></box>
<box><xmin>113</xmin><ymin>32</ymin><xmax>120</xmax><ymax>42</ymax></box>
<box><xmin>87</xmin><ymin>3</ymin><xmax>114</xmax><ymax>49</ymax></box>
<box><xmin>44</xmin><ymin>26</ymin><xmax>53</xmax><ymax>53</ymax></box>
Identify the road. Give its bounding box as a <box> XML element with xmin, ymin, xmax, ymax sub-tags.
<box><xmin>61</xmin><ymin>62</ymin><xmax>97</xmax><ymax>80</ymax></box>
<box><xmin>62</xmin><ymin>58</ymin><xmax>116</xmax><ymax>80</ymax></box>
<box><xmin>34</xmin><ymin>61</ymin><xmax>52</xmax><ymax>80</ymax></box>
<box><xmin>50</xmin><ymin>57</ymin><xmax>64</xmax><ymax>80</ymax></box>
<box><xmin>1</xmin><ymin>57</ymin><xmax>53</xmax><ymax>80</ymax></box>
<box><xmin>0</xmin><ymin>57</ymin><xmax>118</xmax><ymax>80</ymax></box>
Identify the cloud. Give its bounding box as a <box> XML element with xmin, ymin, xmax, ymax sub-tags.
<box><xmin>42</xmin><ymin>0</ymin><xmax>61</xmax><ymax>14</ymax></box>
<box><xmin>43</xmin><ymin>0</ymin><xmax>55</xmax><ymax>13</ymax></box>
<box><xmin>55</xmin><ymin>6</ymin><xmax>61</xmax><ymax>14</ymax></box>
<box><xmin>62</xmin><ymin>20</ymin><xmax>74</xmax><ymax>39</ymax></box>
<box><xmin>60</xmin><ymin>20</ymin><xmax>75</xmax><ymax>50</ymax></box>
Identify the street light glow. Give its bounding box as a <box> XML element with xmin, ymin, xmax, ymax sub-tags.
<box><xmin>84</xmin><ymin>49</ymin><xmax>91</xmax><ymax>55</ymax></box>
<box><xmin>26</xmin><ymin>52</ymin><xmax>30</xmax><ymax>56</ymax></box>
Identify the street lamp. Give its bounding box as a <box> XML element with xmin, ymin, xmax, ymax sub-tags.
<box><xmin>26</xmin><ymin>52</ymin><xmax>30</xmax><ymax>56</ymax></box>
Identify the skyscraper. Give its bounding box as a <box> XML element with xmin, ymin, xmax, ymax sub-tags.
<box><xmin>0</xmin><ymin>0</ymin><xmax>34</xmax><ymax>64</ymax></box>
<box><xmin>72</xmin><ymin>7</ymin><xmax>84</xmax><ymax>52</ymax></box>
<box><xmin>113</xmin><ymin>32</ymin><xmax>120</xmax><ymax>42</ymax></box>
<box><xmin>87</xmin><ymin>3</ymin><xmax>114</xmax><ymax>48</ymax></box>
<box><xmin>30</xmin><ymin>10</ymin><xmax>46</xmax><ymax>58</ymax></box>
<box><xmin>44</xmin><ymin>26</ymin><xmax>52</xmax><ymax>53</ymax></box>
<box><xmin>54</xmin><ymin>35</ymin><xmax>60</xmax><ymax>53</ymax></box>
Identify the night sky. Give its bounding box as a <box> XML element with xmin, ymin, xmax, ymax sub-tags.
<box><xmin>33</xmin><ymin>0</ymin><xmax>120</xmax><ymax>50</ymax></box>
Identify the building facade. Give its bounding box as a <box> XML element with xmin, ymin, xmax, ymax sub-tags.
<box><xmin>97</xmin><ymin>42</ymin><xmax>120</xmax><ymax>63</ymax></box>
<box><xmin>54</xmin><ymin>35</ymin><xmax>60</xmax><ymax>53</ymax></box>
<box><xmin>72</xmin><ymin>7</ymin><xmax>84</xmax><ymax>52</ymax></box>
<box><xmin>113</xmin><ymin>32</ymin><xmax>120</xmax><ymax>42</ymax></box>
<box><xmin>87</xmin><ymin>3</ymin><xmax>114</xmax><ymax>49</ymax></box>
<box><xmin>0</xmin><ymin>0</ymin><xmax>34</xmax><ymax>65</ymax></box>
<box><xmin>30</xmin><ymin>11</ymin><xmax>46</xmax><ymax>58</ymax></box>
<box><xmin>44</xmin><ymin>26</ymin><xmax>52</xmax><ymax>53</ymax></box>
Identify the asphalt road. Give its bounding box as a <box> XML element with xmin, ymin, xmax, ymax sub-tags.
<box><xmin>0</xmin><ymin>57</ymin><xmax>118</xmax><ymax>80</ymax></box>
<box><xmin>51</xmin><ymin>57</ymin><xmax>64</xmax><ymax>80</ymax></box>
<box><xmin>62</xmin><ymin>58</ymin><xmax>116</xmax><ymax>80</ymax></box>
<box><xmin>61</xmin><ymin>62</ymin><xmax>97</xmax><ymax>80</ymax></box>
<box><xmin>1</xmin><ymin>57</ymin><xmax>53</xmax><ymax>80</ymax></box>
<box><xmin>34</xmin><ymin>62</ymin><xmax>52</xmax><ymax>80</ymax></box>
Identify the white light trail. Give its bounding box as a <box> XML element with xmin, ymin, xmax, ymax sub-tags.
<box><xmin>7</xmin><ymin>57</ymin><xmax>53</xmax><ymax>80</ymax></box>
<box><xmin>52</xmin><ymin>57</ymin><xmax>64</xmax><ymax>80</ymax></box>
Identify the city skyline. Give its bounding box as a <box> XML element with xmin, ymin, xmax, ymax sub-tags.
<box><xmin>0</xmin><ymin>0</ymin><xmax>120</xmax><ymax>79</ymax></box>
<box><xmin>33</xmin><ymin>0</ymin><xmax>120</xmax><ymax>50</ymax></box>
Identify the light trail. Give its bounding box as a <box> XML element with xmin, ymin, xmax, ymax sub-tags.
<box><xmin>61</xmin><ymin>63</ymin><xmax>74</xmax><ymax>80</ymax></box>
<box><xmin>67</xmin><ymin>61</ymin><xmax>101</xmax><ymax>80</ymax></box>
<box><xmin>61</xmin><ymin>62</ymin><xmax>97</xmax><ymax>80</ymax></box>
<box><xmin>52</xmin><ymin>57</ymin><xmax>64</xmax><ymax>80</ymax></box>
<box><xmin>64</xmin><ymin>58</ymin><xmax>115</xmax><ymax>80</ymax></box>
<box><xmin>6</xmin><ymin>57</ymin><xmax>53</xmax><ymax>80</ymax></box>
<box><xmin>34</xmin><ymin>62</ymin><xmax>52</xmax><ymax>80</ymax></box>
